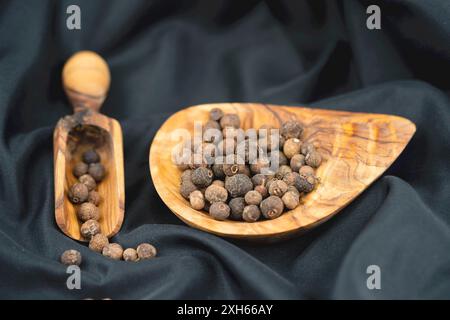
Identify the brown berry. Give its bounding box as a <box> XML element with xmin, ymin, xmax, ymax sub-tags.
<box><xmin>80</xmin><ymin>219</ymin><xmax>101</xmax><ymax>239</ymax></box>
<box><xmin>243</xmin><ymin>205</ymin><xmax>261</xmax><ymax>222</ymax></box>
<box><xmin>283</xmin><ymin>138</ymin><xmax>302</xmax><ymax>159</ymax></box>
<box><xmin>88</xmin><ymin>191</ymin><xmax>102</xmax><ymax>206</ymax></box>
<box><xmin>209</xmin><ymin>202</ymin><xmax>230</xmax><ymax>220</ymax></box>
<box><xmin>219</xmin><ymin>113</ymin><xmax>240</xmax><ymax>129</ymax></box>
<box><xmin>305</xmin><ymin>151</ymin><xmax>322</xmax><ymax>168</ymax></box>
<box><xmin>268</xmin><ymin>179</ymin><xmax>288</xmax><ymax>197</ymax></box>
<box><xmin>229</xmin><ymin>197</ymin><xmax>246</xmax><ymax>220</ymax></box>
<box><xmin>89</xmin><ymin>233</ymin><xmax>109</xmax><ymax>253</ymax></box>
<box><xmin>260</xmin><ymin>196</ymin><xmax>284</xmax><ymax>219</ymax></box>
<box><xmin>180</xmin><ymin>180</ymin><xmax>198</xmax><ymax>199</ymax></box>
<box><xmin>79</xmin><ymin>174</ymin><xmax>96</xmax><ymax>191</ymax></box>
<box><xmin>189</xmin><ymin>190</ymin><xmax>205</xmax><ymax>210</ymax></box>
<box><xmin>72</xmin><ymin>162</ymin><xmax>88</xmax><ymax>178</ymax></box>
<box><xmin>77</xmin><ymin>202</ymin><xmax>100</xmax><ymax>222</ymax></box>
<box><xmin>181</xmin><ymin>169</ymin><xmax>193</xmax><ymax>183</ymax></box>
<box><xmin>68</xmin><ymin>183</ymin><xmax>89</xmax><ymax>204</ymax></box>
<box><xmin>299</xmin><ymin>165</ymin><xmax>315</xmax><ymax>177</ymax></box>
<box><xmin>205</xmin><ymin>184</ymin><xmax>228</xmax><ymax>203</ymax></box>
<box><xmin>254</xmin><ymin>185</ymin><xmax>268</xmax><ymax>198</ymax></box>
<box><xmin>225</xmin><ymin>174</ymin><xmax>253</xmax><ymax>198</ymax></box>
<box><xmin>281</xmin><ymin>120</ymin><xmax>303</xmax><ymax>139</ymax></box>
<box><xmin>295</xmin><ymin>175</ymin><xmax>316</xmax><ymax>193</ymax></box>
<box><xmin>282</xmin><ymin>191</ymin><xmax>300</xmax><ymax>210</ymax></box>
<box><xmin>123</xmin><ymin>248</ymin><xmax>139</xmax><ymax>262</ymax></box>
<box><xmin>191</xmin><ymin>167</ymin><xmax>213</xmax><ymax>188</ymax></box>
<box><xmin>136</xmin><ymin>243</ymin><xmax>157</xmax><ymax>260</ymax></box>
<box><xmin>287</xmin><ymin>185</ymin><xmax>300</xmax><ymax>197</ymax></box>
<box><xmin>204</xmin><ymin>119</ymin><xmax>221</xmax><ymax>131</ymax></box>
<box><xmin>301</xmin><ymin>142</ymin><xmax>315</xmax><ymax>155</ymax></box>
<box><xmin>290</xmin><ymin>154</ymin><xmax>305</xmax><ymax>172</ymax></box>
<box><xmin>282</xmin><ymin>172</ymin><xmax>300</xmax><ymax>186</ymax></box>
<box><xmin>60</xmin><ymin>250</ymin><xmax>82</xmax><ymax>266</ymax></box>
<box><xmin>251</xmin><ymin>174</ymin><xmax>267</xmax><ymax>187</ymax></box>
<box><xmin>212</xmin><ymin>157</ymin><xmax>226</xmax><ymax>179</ymax></box>
<box><xmin>82</xmin><ymin>150</ymin><xmax>100</xmax><ymax>164</ymax></box>
<box><xmin>209</xmin><ymin>108</ymin><xmax>224</xmax><ymax>121</ymax></box>
<box><xmin>102</xmin><ymin>243</ymin><xmax>123</xmax><ymax>260</ymax></box>
<box><xmin>244</xmin><ymin>190</ymin><xmax>262</xmax><ymax>205</ymax></box>
<box><xmin>88</xmin><ymin>163</ymin><xmax>106</xmax><ymax>182</ymax></box>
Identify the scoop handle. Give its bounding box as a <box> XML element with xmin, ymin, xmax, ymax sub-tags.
<box><xmin>62</xmin><ymin>51</ymin><xmax>111</xmax><ymax>113</ymax></box>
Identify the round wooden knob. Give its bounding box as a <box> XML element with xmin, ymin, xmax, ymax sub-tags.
<box><xmin>62</xmin><ymin>51</ymin><xmax>111</xmax><ymax>112</ymax></box>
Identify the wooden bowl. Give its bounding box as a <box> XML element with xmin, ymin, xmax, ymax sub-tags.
<box><xmin>149</xmin><ymin>103</ymin><xmax>415</xmax><ymax>239</ymax></box>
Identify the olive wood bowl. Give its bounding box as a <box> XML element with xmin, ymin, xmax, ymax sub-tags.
<box><xmin>149</xmin><ymin>103</ymin><xmax>415</xmax><ymax>240</ymax></box>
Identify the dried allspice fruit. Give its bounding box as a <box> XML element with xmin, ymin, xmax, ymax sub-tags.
<box><xmin>281</xmin><ymin>120</ymin><xmax>303</xmax><ymax>139</ymax></box>
<box><xmin>80</xmin><ymin>219</ymin><xmax>101</xmax><ymax>239</ymax></box>
<box><xmin>89</xmin><ymin>233</ymin><xmax>109</xmax><ymax>253</ymax></box>
<box><xmin>305</xmin><ymin>151</ymin><xmax>322</xmax><ymax>168</ymax></box>
<box><xmin>220</xmin><ymin>113</ymin><xmax>240</xmax><ymax>129</ymax></box>
<box><xmin>225</xmin><ymin>174</ymin><xmax>253</xmax><ymax>198</ymax></box>
<box><xmin>228</xmin><ymin>197</ymin><xmax>246</xmax><ymax>220</ymax></box>
<box><xmin>68</xmin><ymin>183</ymin><xmax>89</xmax><ymax>204</ymax></box>
<box><xmin>77</xmin><ymin>202</ymin><xmax>100</xmax><ymax>222</ymax></box>
<box><xmin>243</xmin><ymin>205</ymin><xmax>261</xmax><ymax>222</ymax></box>
<box><xmin>209</xmin><ymin>107</ymin><xmax>224</xmax><ymax>121</ymax></box>
<box><xmin>290</xmin><ymin>154</ymin><xmax>305</xmax><ymax>172</ymax></box>
<box><xmin>136</xmin><ymin>243</ymin><xmax>157</xmax><ymax>260</ymax></box>
<box><xmin>283</xmin><ymin>172</ymin><xmax>300</xmax><ymax>186</ymax></box>
<box><xmin>88</xmin><ymin>191</ymin><xmax>101</xmax><ymax>206</ymax></box>
<box><xmin>191</xmin><ymin>167</ymin><xmax>213</xmax><ymax>188</ymax></box>
<box><xmin>295</xmin><ymin>174</ymin><xmax>316</xmax><ymax>193</ymax></box>
<box><xmin>72</xmin><ymin>162</ymin><xmax>88</xmax><ymax>178</ymax></box>
<box><xmin>282</xmin><ymin>191</ymin><xmax>300</xmax><ymax>210</ymax></box>
<box><xmin>82</xmin><ymin>149</ymin><xmax>100</xmax><ymax>164</ymax></box>
<box><xmin>180</xmin><ymin>180</ymin><xmax>198</xmax><ymax>199</ymax></box>
<box><xmin>88</xmin><ymin>163</ymin><xmax>106</xmax><ymax>182</ymax></box>
<box><xmin>102</xmin><ymin>243</ymin><xmax>123</xmax><ymax>260</ymax></box>
<box><xmin>205</xmin><ymin>184</ymin><xmax>228</xmax><ymax>203</ymax></box>
<box><xmin>189</xmin><ymin>190</ymin><xmax>205</xmax><ymax>210</ymax></box>
<box><xmin>60</xmin><ymin>250</ymin><xmax>82</xmax><ymax>266</ymax></box>
<box><xmin>244</xmin><ymin>190</ymin><xmax>262</xmax><ymax>205</ymax></box>
<box><xmin>260</xmin><ymin>196</ymin><xmax>284</xmax><ymax>219</ymax></box>
<box><xmin>79</xmin><ymin>174</ymin><xmax>96</xmax><ymax>191</ymax></box>
<box><xmin>301</xmin><ymin>142</ymin><xmax>315</xmax><ymax>155</ymax></box>
<box><xmin>123</xmin><ymin>248</ymin><xmax>139</xmax><ymax>262</ymax></box>
<box><xmin>283</xmin><ymin>138</ymin><xmax>302</xmax><ymax>159</ymax></box>
<box><xmin>268</xmin><ymin>179</ymin><xmax>288</xmax><ymax>197</ymax></box>
<box><xmin>209</xmin><ymin>202</ymin><xmax>231</xmax><ymax>220</ymax></box>
<box><xmin>299</xmin><ymin>165</ymin><xmax>315</xmax><ymax>177</ymax></box>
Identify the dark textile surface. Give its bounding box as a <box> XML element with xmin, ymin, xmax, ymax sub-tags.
<box><xmin>0</xmin><ymin>0</ymin><xmax>449</xmax><ymax>299</ymax></box>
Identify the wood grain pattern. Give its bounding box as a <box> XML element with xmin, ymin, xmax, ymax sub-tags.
<box><xmin>149</xmin><ymin>103</ymin><xmax>416</xmax><ymax>239</ymax></box>
<box><xmin>54</xmin><ymin>51</ymin><xmax>124</xmax><ymax>242</ymax></box>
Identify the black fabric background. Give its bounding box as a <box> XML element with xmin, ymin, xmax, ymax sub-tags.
<box><xmin>0</xmin><ymin>0</ymin><xmax>449</xmax><ymax>299</ymax></box>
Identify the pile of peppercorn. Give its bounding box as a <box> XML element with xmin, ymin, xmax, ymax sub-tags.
<box><xmin>64</xmin><ymin>149</ymin><xmax>158</xmax><ymax>263</ymax></box>
<box><xmin>176</xmin><ymin>108</ymin><xmax>322</xmax><ymax>222</ymax></box>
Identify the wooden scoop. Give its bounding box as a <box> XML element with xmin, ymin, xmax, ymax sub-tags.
<box><xmin>54</xmin><ymin>51</ymin><xmax>124</xmax><ymax>241</ymax></box>
<box><xmin>150</xmin><ymin>103</ymin><xmax>416</xmax><ymax>240</ymax></box>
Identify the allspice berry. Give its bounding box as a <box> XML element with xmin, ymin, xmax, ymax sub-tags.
<box><xmin>136</xmin><ymin>243</ymin><xmax>157</xmax><ymax>260</ymax></box>
<box><xmin>212</xmin><ymin>157</ymin><xmax>226</xmax><ymax>179</ymax></box>
<box><xmin>282</xmin><ymin>172</ymin><xmax>300</xmax><ymax>186</ymax></box>
<box><xmin>281</xmin><ymin>120</ymin><xmax>303</xmax><ymax>139</ymax></box>
<box><xmin>79</xmin><ymin>174</ymin><xmax>96</xmax><ymax>191</ymax></box>
<box><xmin>268</xmin><ymin>179</ymin><xmax>288</xmax><ymax>197</ymax></box>
<box><xmin>88</xmin><ymin>163</ymin><xmax>106</xmax><ymax>182</ymax></box>
<box><xmin>181</xmin><ymin>169</ymin><xmax>193</xmax><ymax>183</ymax></box>
<box><xmin>123</xmin><ymin>248</ymin><xmax>139</xmax><ymax>262</ymax></box>
<box><xmin>225</xmin><ymin>174</ymin><xmax>253</xmax><ymax>197</ymax></box>
<box><xmin>305</xmin><ymin>151</ymin><xmax>322</xmax><ymax>168</ymax></box>
<box><xmin>60</xmin><ymin>249</ymin><xmax>82</xmax><ymax>266</ymax></box>
<box><xmin>243</xmin><ymin>205</ymin><xmax>261</xmax><ymax>222</ymax></box>
<box><xmin>102</xmin><ymin>243</ymin><xmax>123</xmax><ymax>260</ymax></box>
<box><xmin>244</xmin><ymin>190</ymin><xmax>262</xmax><ymax>205</ymax></box>
<box><xmin>88</xmin><ymin>190</ymin><xmax>102</xmax><ymax>206</ymax></box>
<box><xmin>80</xmin><ymin>219</ymin><xmax>101</xmax><ymax>239</ymax></box>
<box><xmin>260</xmin><ymin>196</ymin><xmax>284</xmax><ymax>219</ymax></box>
<box><xmin>73</xmin><ymin>162</ymin><xmax>88</xmax><ymax>178</ymax></box>
<box><xmin>295</xmin><ymin>174</ymin><xmax>316</xmax><ymax>193</ymax></box>
<box><xmin>220</xmin><ymin>113</ymin><xmax>240</xmax><ymax>129</ymax></box>
<box><xmin>299</xmin><ymin>165</ymin><xmax>315</xmax><ymax>177</ymax></box>
<box><xmin>209</xmin><ymin>107</ymin><xmax>224</xmax><ymax>121</ymax></box>
<box><xmin>189</xmin><ymin>190</ymin><xmax>205</xmax><ymax>210</ymax></box>
<box><xmin>89</xmin><ymin>233</ymin><xmax>109</xmax><ymax>253</ymax></box>
<box><xmin>205</xmin><ymin>184</ymin><xmax>228</xmax><ymax>203</ymax></box>
<box><xmin>283</xmin><ymin>138</ymin><xmax>302</xmax><ymax>159</ymax></box>
<box><xmin>191</xmin><ymin>167</ymin><xmax>213</xmax><ymax>188</ymax></box>
<box><xmin>251</xmin><ymin>174</ymin><xmax>267</xmax><ymax>187</ymax></box>
<box><xmin>282</xmin><ymin>191</ymin><xmax>300</xmax><ymax>210</ymax></box>
<box><xmin>209</xmin><ymin>202</ymin><xmax>231</xmax><ymax>220</ymax></box>
<box><xmin>77</xmin><ymin>202</ymin><xmax>100</xmax><ymax>222</ymax></box>
<box><xmin>290</xmin><ymin>154</ymin><xmax>305</xmax><ymax>172</ymax></box>
<box><xmin>301</xmin><ymin>142</ymin><xmax>315</xmax><ymax>155</ymax></box>
<box><xmin>223</xmin><ymin>155</ymin><xmax>246</xmax><ymax>176</ymax></box>
<box><xmin>68</xmin><ymin>183</ymin><xmax>89</xmax><ymax>204</ymax></box>
<box><xmin>82</xmin><ymin>149</ymin><xmax>100</xmax><ymax>164</ymax></box>
<box><xmin>180</xmin><ymin>180</ymin><xmax>198</xmax><ymax>199</ymax></box>
<box><xmin>228</xmin><ymin>197</ymin><xmax>246</xmax><ymax>220</ymax></box>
